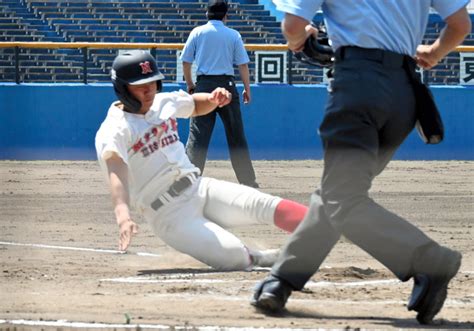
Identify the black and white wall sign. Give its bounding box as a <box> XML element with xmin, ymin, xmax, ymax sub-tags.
<box><xmin>460</xmin><ymin>52</ymin><xmax>474</xmax><ymax>85</ymax></box>
<box><xmin>255</xmin><ymin>51</ymin><xmax>287</xmax><ymax>83</ymax></box>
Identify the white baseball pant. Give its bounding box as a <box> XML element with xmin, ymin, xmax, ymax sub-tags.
<box><xmin>145</xmin><ymin>176</ymin><xmax>281</xmax><ymax>270</ymax></box>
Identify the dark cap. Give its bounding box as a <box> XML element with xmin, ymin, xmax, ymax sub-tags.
<box><xmin>207</xmin><ymin>0</ymin><xmax>228</xmax><ymax>15</ymax></box>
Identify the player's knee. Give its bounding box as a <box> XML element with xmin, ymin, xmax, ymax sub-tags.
<box><xmin>203</xmin><ymin>247</ymin><xmax>250</xmax><ymax>271</ymax></box>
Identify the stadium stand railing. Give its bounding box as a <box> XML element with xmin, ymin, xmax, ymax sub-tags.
<box><xmin>0</xmin><ymin>0</ymin><xmax>473</xmax><ymax>85</ymax></box>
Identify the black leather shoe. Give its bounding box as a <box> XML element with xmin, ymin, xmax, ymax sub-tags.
<box><xmin>251</xmin><ymin>275</ymin><xmax>293</xmax><ymax>312</ymax></box>
<box><xmin>408</xmin><ymin>249</ymin><xmax>462</xmax><ymax>324</ymax></box>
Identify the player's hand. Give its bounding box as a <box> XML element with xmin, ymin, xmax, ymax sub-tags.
<box><xmin>208</xmin><ymin>87</ymin><xmax>232</xmax><ymax>108</ymax></box>
<box><xmin>118</xmin><ymin>218</ymin><xmax>138</xmax><ymax>251</ymax></box>
<box><xmin>187</xmin><ymin>84</ymin><xmax>196</xmax><ymax>94</ymax></box>
<box><xmin>243</xmin><ymin>89</ymin><xmax>251</xmax><ymax>104</ymax></box>
<box><xmin>415</xmin><ymin>44</ymin><xmax>441</xmax><ymax>69</ymax></box>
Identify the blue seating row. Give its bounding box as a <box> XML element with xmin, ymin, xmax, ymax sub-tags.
<box><xmin>0</xmin><ymin>0</ymin><xmax>472</xmax><ymax>84</ymax></box>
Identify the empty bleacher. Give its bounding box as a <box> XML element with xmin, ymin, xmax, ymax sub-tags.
<box><xmin>0</xmin><ymin>0</ymin><xmax>472</xmax><ymax>85</ymax></box>
<box><xmin>1</xmin><ymin>0</ymin><xmax>291</xmax><ymax>83</ymax></box>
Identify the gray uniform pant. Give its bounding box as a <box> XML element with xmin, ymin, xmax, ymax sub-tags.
<box><xmin>185</xmin><ymin>75</ymin><xmax>257</xmax><ymax>185</ymax></box>
<box><xmin>272</xmin><ymin>47</ymin><xmax>436</xmax><ymax>289</ymax></box>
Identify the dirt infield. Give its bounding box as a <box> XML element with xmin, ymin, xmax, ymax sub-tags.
<box><xmin>1</xmin><ymin>160</ymin><xmax>473</xmax><ymax>330</ymax></box>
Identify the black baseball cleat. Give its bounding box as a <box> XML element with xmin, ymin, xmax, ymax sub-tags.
<box><xmin>251</xmin><ymin>275</ymin><xmax>293</xmax><ymax>313</ymax></box>
<box><xmin>407</xmin><ymin>248</ymin><xmax>462</xmax><ymax>324</ymax></box>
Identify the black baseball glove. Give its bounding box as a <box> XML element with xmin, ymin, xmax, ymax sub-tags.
<box><xmin>293</xmin><ymin>27</ymin><xmax>334</xmax><ymax>68</ymax></box>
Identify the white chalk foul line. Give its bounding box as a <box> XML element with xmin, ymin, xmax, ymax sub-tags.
<box><xmin>307</xmin><ymin>278</ymin><xmax>400</xmax><ymax>287</ymax></box>
<box><xmin>0</xmin><ymin>320</ymin><xmax>312</xmax><ymax>331</ymax></box>
<box><xmin>0</xmin><ymin>241</ymin><xmax>160</xmax><ymax>257</ymax></box>
<box><xmin>101</xmin><ymin>277</ymin><xmax>235</xmax><ymax>284</ymax></box>
<box><xmin>101</xmin><ymin>275</ymin><xmax>401</xmax><ymax>288</ymax></box>
<box><xmin>0</xmin><ymin>320</ymin><xmax>170</xmax><ymax>330</ymax></box>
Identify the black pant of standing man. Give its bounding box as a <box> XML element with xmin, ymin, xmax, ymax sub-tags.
<box><xmin>252</xmin><ymin>47</ymin><xmax>462</xmax><ymax>324</ymax></box>
<box><xmin>186</xmin><ymin>75</ymin><xmax>258</xmax><ymax>188</ymax></box>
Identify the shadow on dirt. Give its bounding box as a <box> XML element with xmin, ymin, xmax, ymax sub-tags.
<box><xmin>252</xmin><ymin>307</ymin><xmax>474</xmax><ymax>329</ymax></box>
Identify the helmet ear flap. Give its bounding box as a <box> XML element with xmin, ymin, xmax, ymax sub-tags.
<box><xmin>113</xmin><ymin>77</ymin><xmax>142</xmax><ymax>113</ymax></box>
<box><xmin>156</xmin><ymin>80</ymin><xmax>162</xmax><ymax>93</ymax></box>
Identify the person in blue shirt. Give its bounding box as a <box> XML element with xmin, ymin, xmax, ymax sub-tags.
<box><xmin>251</xmin><ymin>0</ymin><xmax>471</xmax><ymax>325</ymax></box>
<box><xmin>180</xmin><ymin>0</ymin><xmax>259</xmax><ymax>188</ymax></box>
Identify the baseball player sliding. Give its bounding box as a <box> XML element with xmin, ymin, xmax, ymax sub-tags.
<box><xmin>95</xmin><ymin>50</ymin><xmax>308</xmax><ymax>271</ymax></box>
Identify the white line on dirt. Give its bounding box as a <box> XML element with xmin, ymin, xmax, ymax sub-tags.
<box><xmin>306</xmin><ymin>279</ymin><xmax>400</xmax><ymax>287</ymax></box>
<box><xmin>0</xmin><ymin>241</ymin><xmax>160</xmax><ymax>257</ymax></box>
<box><xmin>101</xmin><ymin>277</ymin><xmax>237</xmax><ymax>284</ymax></box>
<box><xmin>0</xmin><ymin>320</ymin><xmax>312</xmax><ymax>330</ymax></box>
<box><xmin>100</xmin><ymin>276</ymin><xmax>401</xmax><ymax>288</ymax></box>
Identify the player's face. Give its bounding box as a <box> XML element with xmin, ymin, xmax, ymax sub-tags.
<box><xmin>127</xmin><ymin>81</ymin><xmax>157</xmax><ymax>114</ymax></box>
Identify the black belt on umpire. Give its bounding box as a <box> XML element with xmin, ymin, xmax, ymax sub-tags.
<box><xmin>197</xmin><ymin>74</ymin><xmax>234</xmax><ymax>81</ymax></box>
<box><xmin>150</xmin><ymin>172</ymin><xmax>199</xmax><ymax>211</ymax></box>
<box><xmin>335</xmin><ymin>46</ymin><xmax>408</xmax><ymax>68</ymax></box>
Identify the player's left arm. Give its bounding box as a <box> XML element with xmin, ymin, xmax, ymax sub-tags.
<box><xmin>105</xmin><ymin>153</ymin><xmax>138</xmax><ymax>251</ymax></box>
<box><xmin>238</xmin><ymin>63</ymin><xmax>251</xmax><ymax>104</ymax></box>
<box><xmin>190</xmin><ymin>88</ymin><xmax>232</xmax><ymax>117</ymax></box>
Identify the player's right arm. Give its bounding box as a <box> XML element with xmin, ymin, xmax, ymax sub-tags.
<box><xmin>105</xmin><ymin>153</ymin><xmax>138</xmax><ymax>251</ymax></box>
<box><xmin>191</xmin><ymin>87</ymin><xmax>232</xmax><ymax>116</ymax></box>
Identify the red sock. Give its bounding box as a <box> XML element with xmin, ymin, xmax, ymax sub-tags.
<box><xmin>274</xmin><ymin>199</ymin><xmax>308</xmax><ymax>233</ymax></box>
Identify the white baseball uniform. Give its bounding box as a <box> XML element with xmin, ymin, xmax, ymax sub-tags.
<box><xmin>95</xmin><ymin>90</ymin><xmax>282</xmax><ymax>270</ymax></box>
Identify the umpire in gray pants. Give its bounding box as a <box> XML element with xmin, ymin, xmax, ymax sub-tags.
<box><xmin>251</xmin><ymin>0</ymin><xmax>471</xmax><ymax>325</ymax></box>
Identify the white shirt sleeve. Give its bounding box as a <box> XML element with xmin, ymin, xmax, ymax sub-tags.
<box><xmin>180</xmin><ymin>28</ymin><xmax>197</xmax><ymax>63</ymax></box>
<box><xmin>272</xmin><ymin>0</ymin><xmax>322</xmax><ymax>22</ymax></box>
<box><xmin>431</xmin><ymin>0</ymin><xmax>469</xmax><ymax>20</ymax></box>
<box><xmin>146</xmin><ymin>90</ymin><xmax>195</xmax><ymax>122</ymax></box>
<box><xmin>95</xmin><ymin>120</ymin><xmax>131</xmax><ymax>165</ymax></box>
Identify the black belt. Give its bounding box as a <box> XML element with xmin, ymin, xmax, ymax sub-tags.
<box><xmin>150</xmin><ymin>173</ymin><xmax>198</xmax><ymax>211</ymax></box>
<box><xmin>197</xmin><ymin>74</ymin><xmax>234</xmax><ymax>81</ymax></box>
<box><xmin>335</xmin><ymin>46</ymin><xmax>411</xmax><ymax>68</ymax></box>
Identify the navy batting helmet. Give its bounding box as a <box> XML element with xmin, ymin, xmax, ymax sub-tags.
<box><xmin>111</xmin><ymin>50</ymin><xmax>164</xmax><ymax>113</ymax></box>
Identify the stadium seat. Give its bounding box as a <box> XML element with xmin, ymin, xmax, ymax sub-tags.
<box><xmin>0</xmin><ymin>0</ymin><xmax>472</xmax><ymax>84</ymax></box>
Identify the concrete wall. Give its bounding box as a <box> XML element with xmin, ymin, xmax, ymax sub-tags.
<box><xmin>0</xmin><ymin>83</ymin><xmax>472</xmax><ymax>160</ymax></box>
